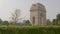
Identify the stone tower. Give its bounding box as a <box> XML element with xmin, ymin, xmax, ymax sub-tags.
<box><xmin>30</xmin><ymin>3</ymin><xmax>46</xmax><ymax>26</ymax></box>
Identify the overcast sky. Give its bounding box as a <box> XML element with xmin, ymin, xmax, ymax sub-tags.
<box><xmin>0</xmin><ymin>0</ymin><xmax>60</xmax><ymax>21</ymax></box>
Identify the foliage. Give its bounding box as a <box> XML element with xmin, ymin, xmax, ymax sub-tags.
<box><xmin>52</xmin><ymin>14</ymin><xmax>60</xmax><ymax>25</ymax></box>
<box><xmin>52</xmin><ymin>19</ymin><xmax>57</xmax><ymax>25</ymax></box>
<box><xmin>47</xmin><ymin>19</ymin><xmax>52</xmax><ymax>25</ymax></box>
<box><xmin>24</xmin><ymin>20</ymin><xmax>31</xmax><ymax>26</ymax></box>
<box><xmin>0</xmin><ymin>26</ymin><xmax>59</xmax><ymax>34</ymax></box>
<box><xmin>0</xmin><ymin>19</ymin><xmax>3</xmax><ymax>25</ymax></box>
<box><xmin>9</xmin><ymin>21</ymin><xmax>14</xmax><ymax>25</ymax></box>
<box><xmin>56</xmin><ymin>14</ymin><xmax>60</xmax><ymax>25</ymax></box>
<box><xmin>56</xmin><ymin>14</ymin><xmax>60</xmax><ymax>20</ymax></box>
<box><xmin>57</xmin><ymin>20</ymin><xmax>60</xmax><ymax>25</ymax></box>
<box><xmin>2</xmin><ymin>21</ymin><xmax>9</xmax><ymax>25</ymax></box>
<box><xmin>10</xmin><ymin>9</ymin><xmax>21</xmax><ymax>24</ymax></box>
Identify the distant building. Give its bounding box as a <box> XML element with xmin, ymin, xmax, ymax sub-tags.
<box><xmin>30</xmin><ymin>3</ymin><xmax>46</xmax><ymax>26</ymax></box>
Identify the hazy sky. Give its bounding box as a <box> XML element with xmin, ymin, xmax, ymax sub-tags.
<box><xmin>0</xmin><ymin>0</ymin><xmax>60</xmax><ymax>21</ymax></box>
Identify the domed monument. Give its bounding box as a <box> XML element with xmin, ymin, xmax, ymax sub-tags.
<box><xmin>30</xmin><ymin>3</ymin><xmax>46</xmax><ymax>26</ymax></box>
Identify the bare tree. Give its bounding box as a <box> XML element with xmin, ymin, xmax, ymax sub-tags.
<box><xmin>10</xmin><ymin>9</ymin><xmax>21</xmax><ymax>24</ymax></box>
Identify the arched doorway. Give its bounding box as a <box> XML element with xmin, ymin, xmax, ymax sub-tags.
<box><xmin>32</xmin><ymin>16</ymin><xmax>35</xmax><ymax>24</ymax></box>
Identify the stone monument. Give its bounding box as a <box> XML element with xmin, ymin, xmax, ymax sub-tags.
<box><xmin>30</xmin><ymin>3</ymin><xmax>46</xmax><ymax>26</ymax></box>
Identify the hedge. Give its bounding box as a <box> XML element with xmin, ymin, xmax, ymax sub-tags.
<box><xmin>0</xmin><ymin>26</ymin><xmax>60</xmax><ymax>34</ymax></box>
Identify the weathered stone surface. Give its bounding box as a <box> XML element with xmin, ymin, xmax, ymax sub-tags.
<box><xmin>30</xmin><ymin>3</ymin><xmax>46</xmax><ymax>26</ymax></box>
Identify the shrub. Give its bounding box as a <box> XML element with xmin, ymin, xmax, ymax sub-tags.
<box><xmin>0</xmin><ymin>26</ymin><xmax>59</xmax><ymax>34</ymax></box>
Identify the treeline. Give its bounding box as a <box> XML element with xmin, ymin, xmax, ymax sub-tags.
<box><xmin>0</xmin><ymin>18</ymin><xmax>31</xmax><ymax>26</ymax></box>
<box><xmin>0</xmin><ymin>19</ymin><xmax>31</xmax><ymax>26</ymax></box>
<box><xmin>0</xmin><ymin>9</ymin><xmax>31</xmax><ymax>26</ymax></box>
<box><xmin>47</xmin><ymin>14</ymin><xmax>60</xmax><ymax>26</ymax></box>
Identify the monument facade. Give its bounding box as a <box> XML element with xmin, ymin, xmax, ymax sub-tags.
<box><xmin>30</xmin><ymin>3</ymin><xmax>46</xmax><ymax>26</ymax></box>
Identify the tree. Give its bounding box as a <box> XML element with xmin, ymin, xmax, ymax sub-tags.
<box><xmin>3</xmin><ymin>21</ymin><xmax>9</xmax><ymax>26</ymax></box>
<box><xmin>57</xmin><ymin>14</ymin><xmax>60</xmax><ymax>20</ymax></box>
<box><xmin>0</xmin><ymin>18</ymin><xmax>3</xmax><ymax>25</ymax></box>
<box><xmin>10</xmin><ymin>9</ymin><xmax>21</xmax><ymax>24</ymax></box>
<box><xmin>56</xmin><ymin>14</ymin><xmax>60</xmax><ymax>25</ymax></box>
<box><xmin>25</xmin><ymin>20</ymin><xmax>31</xmax><ymax>25</ymax></box>
<box><xmin>47</xmin><ymin>19</ymin><xmax>52</xmax><ymax>25</ymax></box>
<box><xmin>58</xmin><ymin>20</ymin><xmax>60</xmax><ymax>25</ymax></box>
<box><xmin>23</xmin><ymin>20</ymin><xmax>31</xmax><ymax>26</ymax></box>
<box><xmin>9</xmin><ymin>21</ymin><xmax>14</xmax><ymax>25</ymax></box>
<box><xmin>52</xmin><ymin>19</ymin><xmax>57</xmax><ymax>25</ymax></box>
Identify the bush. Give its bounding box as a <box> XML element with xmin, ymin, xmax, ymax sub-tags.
<box><xmin>0</xmin><ymin>26</ymin><xmax>60</xmax><ymax>34</ymax></box>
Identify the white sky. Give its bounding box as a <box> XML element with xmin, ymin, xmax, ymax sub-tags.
<box><xmin>0</xmin><ymin>0</ymin><xmax>60</xmax><ymax>21</ymax></box>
